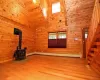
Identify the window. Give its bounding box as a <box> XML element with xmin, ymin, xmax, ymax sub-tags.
<box><xmin>48</xmin><ymin>33</ymin><xmax>57</xmax><ymax>48</ymax></box>
<box><xmin>42</xmin><ymin>8</ymin><xmax>47</xmax><ymax>17</ymax></box>
<box><xmin>84</xmin><ymin>28</ymin><xmax>88</xmax><ymax>39</ymax></box>
<box><xmin>58</xmin><ymin>32</ymin><xmax>66</xmax><ymax>39</ymax></box>
<box><xmin>52</xmin><ymin>2</ymin><xmax>61</xmax><ymax>14</ymax></box>
<box><xmin>85</xmin><ymin>32</ymin><xmax>88</xmax><ymax>39</ymax></box>
<box><xmin>48</xmin><ymin>32</ymin><xmax>66</xmax><ymax>48</ymax></box>
<box><xmin>49</xmin><ymin>33</ymin><xmax>57</xmax><ymax>39</ymax></box>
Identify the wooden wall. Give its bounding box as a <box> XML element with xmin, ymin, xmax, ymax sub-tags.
<box><xmin>86</xmin><ymin>0</ymin><xmax>100</xmax><ymax>56</ymax></box>
<box><xmin>0</xmin><ymin>0</ymin><xmax>95</xmax><ymax>62</ymax></box>
<box><xmin>86</xmin><ymin>0</ymin><xmax>100</xmax><ymax>74</ymax></box>
<box><xmin>35</xmin><ymin>0</ymin><xmax>82</xmax><ymax>54</ymax></box>
<box><xmin>35</xmin><ymin>27</ymin><xmax>82</xmax><ymax>54</ymax></box>
<box><xmin>35</xmin><ymin>0</ymin><xmax>95</xmax><ymax>55</ymax></box>
<box><xmin>0</xmin><ymin>0</ymin><xmax>35</xmax><ymax>63</ymax></box>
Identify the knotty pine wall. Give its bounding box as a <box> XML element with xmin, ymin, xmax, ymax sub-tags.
<box><xmin>87</xmin><ymin>0</ymin><xmax>100</xmax><ymax>74</ymax></box>
<box><xmin>0</xmin><ymin>0</ymin><xmax>95</xmax><ymax>62</ymax></box>
<box><xmin>35</xmin><ymin>20</ymin><xmax>82</xmax><ymax>54</ymax></box>
<box><xmin>35</xmin><ymin>0</ymin><xmax>82</xmax><ymax>54</ymax></box>
<box><xmin>0</xmin><ymin>0</ymin><xmax>35</xmax><ymax>62</ymax></box>
<box><xmin>35</xmin><ymin>0</ymin><xmax>95</xmax><ymax>55</ymax></box>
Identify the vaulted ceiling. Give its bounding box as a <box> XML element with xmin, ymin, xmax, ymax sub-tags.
<box><xmin>64</xmin><ymin>0</ymin><xmax>95</xmax><ymax>28</ymax></box>
<box><xmin>17</xmin><ymin>0</ymin><xmax>95</xmax><ymax>28</ymax></box>
<box><xmin>17</xmin><ymin>0</ymin><xmax>66</xmax><ymax>27</ymax></box>
<box><xmin>17</xmin><ymin>0</ymin><xmax>48</xmax><ymax>26</ymax></box>
<box><xmin>0</xmin><ymin>0</ymin><xmax>95</xmax><ymax>28</ymax></box>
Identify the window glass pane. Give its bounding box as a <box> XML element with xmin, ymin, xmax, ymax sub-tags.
<box><xmin>52</xmin><ymin>2</ymin><xmax>60</xmax><ymax>13</ymax></box>
<box><xmin>84</xmin><ymin>29</ymin><xmax>88</xmax><ymax>39</ymax></box>
<box><xmin>49</xmin><ymin>33</ymin><xmax>57</xmax><ymax>39</ymax></box>
<box><xmin>42</xmin><ymin>8</ymin><xmax>47</xmax><ymax>17</ymax></box>
<box><xmin>58</xmin><ymin>32</ymin><xmax>66</xmax><ymax>39</ymax></box>
<box><xmin>85</xmin><ymin>33</ymin><xmax>88</xmax><ymax>39</ymax></box>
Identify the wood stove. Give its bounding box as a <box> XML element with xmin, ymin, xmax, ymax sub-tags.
<box><xmin>13</xmin><ymin>28</ymin><xmax>27</xmax><ymax>60</ymax></box>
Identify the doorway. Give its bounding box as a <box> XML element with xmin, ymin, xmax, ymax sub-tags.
<box><xmin>82</xmin><ymin>28</ymin><xmax>88</xmax><ymax>58</ymax></box>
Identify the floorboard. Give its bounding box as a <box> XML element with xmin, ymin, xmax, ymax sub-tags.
<box><xmin>0</xmin><ymin>55</ymin><xmax>100</xmax><ymax>80</ymax></box>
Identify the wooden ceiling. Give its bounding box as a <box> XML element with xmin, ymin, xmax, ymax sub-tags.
<box><xmin>8</xmin><ymin>0</ymin><xmax>46</xmax><ymax>27</ymax></box>
<box><xmin>16</xmin><ymin>0</ymin><xmax>64</xmax><ymax>27</ymax></box>
<box><xmin>0</xmin><ymin>0</ymin><xmax>94</xmax><ymax>28</ymax></box>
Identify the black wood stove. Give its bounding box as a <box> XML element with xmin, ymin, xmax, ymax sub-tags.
<box><xmin>13</xmin><ymin>28</ymin><xmax>27</xmax><ymax>60</ymax></box>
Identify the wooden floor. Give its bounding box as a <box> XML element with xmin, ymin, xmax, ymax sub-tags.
<box><xmin>0</xmin><ymin>55</ymin><xmax>100</xmax><ymax>80</ymax></box>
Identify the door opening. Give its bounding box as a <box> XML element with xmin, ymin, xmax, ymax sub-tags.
<box><xmin>82</xmin><ymin>28</ymin><xmax>88</xmax><ymax>58</ymax></box>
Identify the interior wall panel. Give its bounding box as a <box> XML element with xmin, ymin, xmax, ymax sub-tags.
<box><xmin>0</xmin><ymin>0</ymin><xmax>35</xmax><ymax>62</ymax></box>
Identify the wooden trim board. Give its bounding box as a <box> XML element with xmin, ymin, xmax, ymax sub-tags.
<box><xmin>0</xmin><ymin>52</ymin><xmax>35</xmax><ymax>63</ymax></box>
<box><xmin>0</xmin><ymin>52</ymin><xmax>81</xmax><ymax>63</ymax></box>
<box><xmin>0</xmin><ymin>59</ymin><xmax>13</xmax><ymax>63</ymax></box>
<box><xmin>30</xmin><ymin>52</ymin><xmax>81</xmax><ymax>58</ymax></box>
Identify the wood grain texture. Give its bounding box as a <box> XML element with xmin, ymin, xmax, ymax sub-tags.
<box><xmin>0</xmin><ymin>17</ymin><xmax>35</xmax><ymax>62</ymax></box>
<box><xmin>0</xmin><ymin>0</ymin><xmax>97</xmax><ymax>65</ymax></box>
<box><xmin>86</xmin><ymin>0</ymin><xmax>100</xmax><ymax>74</ymax></box>
<box><xmin>0</xmin><ymin>0</ymin><xmax>36</xmax><ymax>63</ymax></box>
<box><xmin>0</xmin><ymin>55</ymin><xmax>100</xmax><ymax>80</ymax></box>
<box><xmin>86</xmin><ymin>0</ymin><xmax>100</xmax><ymax>57</ymax></box>
<box><xmin>35</xmin><ymin>0</ymin><xmax>94</xmax><ymax>54</ymax></box>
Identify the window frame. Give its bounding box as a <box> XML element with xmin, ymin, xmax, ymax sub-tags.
<box><xmin>48</xmin><ymin>32</ymin><xmax>57</xmax><ymax>39</ymax></box>
<box><xmin>48</xmin><ymin>31</ymin><xmax>67</xmax><ymax>48</ymax></box>
<box><xmin>58</xmin><ymin>32</ymin><xmax>66</xmax><ymax>39</ymax></box>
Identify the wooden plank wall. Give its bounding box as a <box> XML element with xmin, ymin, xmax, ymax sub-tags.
<box><xmin>35</xmin><ymin>0</ymin><xmax>95</xmax><ymax>55</ymax></box>
<box><xmin>0</xmin><ymin>0</ymin><xmax>35</xmax><ymax>63</ymax></box>
<box><xmin>86</xmin><ymin>0</ymin><xmax>100</xmax><ymax>57</ymax></box>
<box><xmin>0</xmin><ymin>0</ymin><xmax>96</xmax><ymax>62</ymax></box>
<box><xmin>35</xmin><ymin>0</ymin><xmax>82</xmax><ymax>54</ymax></box>
<box><xmin>86</xmin><ymin>0</ymin><xmax>100</xmax><ymax>74</ymax></box>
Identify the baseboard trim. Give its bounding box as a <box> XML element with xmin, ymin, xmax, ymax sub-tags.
<box><xmin>26</xmin><ymin>52</ymin><xmax>36</xmax><ymax>56</ymax></box>
<box><xmin>0</xmin><ymin>52</ymin><xmax>81</xmax><ymax>63</ymax></box>
<box><xmin>0</xmin><ymin>52</ymin><xmax>35</xmax><ymax>63</ymax></box>
<box><xmin>0</xmin><ymin>59</ymin><xmax>13</xmax><ymax>64</ymax></box>
<box><xmin>28</xmin><ymin>52</ymin><xmax>81</xmax><ymax>58</ymax></box>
